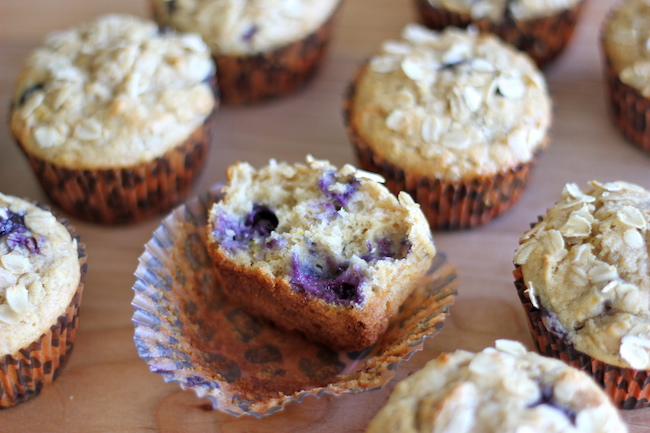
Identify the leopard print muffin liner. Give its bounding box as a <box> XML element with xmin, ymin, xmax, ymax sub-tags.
<box><xmin>412</xmin><ymin>0</ymin><xmax>585</xmax><ymax>68</ymax></box>
<box><xmin>514</xmin><ymin>265</ymin><xmax>650</xmax><ymax>410</ymax></box>
<box><xmin>0</xmin><ymin>212</ymin><xmax>87</xmax><ymax>408</ymax></box>
<box><xmin>132</xmin><ymin>183</ymin><xmax>457</xmax><ymax>416</ymax></box>
<box><xmin>152</xmin><ymin>2</ymin><xmax>342</xmax><ymax>105</ymax></box>
<box><xmin>13</xmin><ymin>104</ymin><xmax>217</xmax><ymax>225</ymax></box>
<box><xmin>343</xmin><ymin>82</ymin><xmax>541</xmax><ymax>230</ymax></box>
<box><xmin>602</xmin><ymin>50</ymin><xmax>650</xmax><ymax>153</ymax></box>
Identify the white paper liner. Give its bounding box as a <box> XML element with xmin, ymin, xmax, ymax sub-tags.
<box><xmin>132</xmin><ymin>184</ymin><xmax>457</xmax><ymax>416</ymax></box>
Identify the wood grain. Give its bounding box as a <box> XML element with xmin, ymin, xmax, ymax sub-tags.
<box><xmin>1</xmin><ymin>0</ymin><xmax>649</xmax><ymax>431</ymax></box>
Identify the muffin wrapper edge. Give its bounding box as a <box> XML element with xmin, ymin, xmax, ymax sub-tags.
<box><xmin>412</xmin><ymin>0</ymin><xmax>585</xmax><ymax>68</ymax></box>
<box><xmin>514</xmin><ymin>265</ymin><xmax>650</xmax><ymax>410</ymax></box>
<box><xmin>602</xmin><ymin>46</ymin><xmax>650</xmax><ymax>153</ymax></box>
<box><xmin>0</xmin><ymin>213</ymin><xmax>87</xmax><ymax>408</ymax></box>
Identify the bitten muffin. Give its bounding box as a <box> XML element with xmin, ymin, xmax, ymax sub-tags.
<box><xmin>366</xmin><ymin>340</ymin><xmax>628</xmax><ymax>433</ymax></box>
<box><xmin>413</xmin><ymin>0</ymin><xmax>585</xmax><ymax>67</ymax></box>
<box><xmin>151</xmin><ymin>0</ymin><xmax>342</xmax><ymax>104</ymax></box>
<box><xmin>601</xmin><ymin>0</ymin><xmax>650</xmax><ymax>152</ymax></box>
<box><xmin>345</xmin><ymin>24</ymin><xmax>551</xmax><ymax>230</ymax></box>
<box><xmin>514</xmin><ymin>180</ymin><xmax>650</xmax><ymax>409</ymax></box>
<box><xmin>10</xmin><ymin>14</ymin><xmax>217</xmax><ymax>224</ymax></box>
<box><xmin>0</xmin><ymin>193</ymin><xmax>86</xmax><ymax>407</ymax></box>
<box><xmin>206</xmin><ymin>156</ymin><xmax>436</xmax><ymax>351</ymax></box>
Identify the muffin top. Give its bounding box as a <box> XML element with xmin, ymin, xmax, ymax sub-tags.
<box><xmin>0</xmin><ymin>194</ymin><xmax>81</xmax><ymax>356</ymax></box>
<box><xmin>151</xmin><ymin>0</ymin><xmax>341</xmax><ymax>56</ymax></box>
<box><xmin>426</xmin><ymin>0</ymin><xmax>582</xmax><ymax>21</ymax></box>
<box><xmin>515</xmin><ymin>180</ymin><xmax>650</xmax><ymax>369</ymax></box>
<box><xmin>602</xmin><ymin>0</ymin><xmax>650</xmax><ymax>97</ymax></box>
<box><xmin>10</xmin><ymin>14</ymin><xmax>216</xmax><ymax>170</ymax></box>
<box><xmin>366</xmin><ymin>340</ymin><xmax>627</xmax><ymax>433</ymax></box>
<box><xmin>349</xmin><ymin>25</ymin><xmax>551</xmax><ymax>182</ymax></box>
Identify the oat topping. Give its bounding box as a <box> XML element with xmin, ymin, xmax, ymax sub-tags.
<box><xmin>366</xmin><ymin>340</ymin><xmax>628</xmax><ymax>433</ymax></box>
<box><xmin>603</xmin><ymin>0</ymin><xmax>650</xmax><ymax>97</ymax></box>
<box><xmin>151</xmin><ymin>0</ymin><xmax>340</xmax><ymax>56</ymax></box>
<box><xmin>0</xmin><ymin>194</ymin><xmax>80</xmax><ymax>356</ymax></box>
<box><xmin>10</xmin><ymin>14</ymin><xmax>216</xmax><ymax>169</ymax></box>
<box><xmin>427</xmin><ymin>0</ymin><xmax>583</xmax><ymax>21</ymax></box>
<box><xmin>516</xmin><ymin>181</ymin><xmax>650</xmax><ymax>369</ymax></box>
<box><xmin>351</xmin><ymin>25</ymin><xmax>550</xmax><ymax>181</ymax></box>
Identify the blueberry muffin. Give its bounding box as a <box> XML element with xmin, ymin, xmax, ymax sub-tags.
<box><xmin>366</xmin><ymin>340</ymin><xmax>628</xmax><ymax>433</ymax></box>
<box><xmin>10</xmin><ymin>14</ymin><xmax>217</xmax><ymax>224</ymax></box>
<box><xmin>0</xmin><ymin>193</ymin><xmax>86</xmax><ymax>407</ymax></box>
<box><xmin>151</xmin><ymin>0</ymin><xmax>343</xmax><ymax>104</ymax></box>
<box><xmin>514</xmin><ymin>180</ymin><xmax>650</xmax><ymax>408</ymax></box>
<box><xmin>414</xmin><ymin>0</ymin><xmax>586</xmax><ymax>67</ymax></box>
<box><xmin>206</xmin><ymin>156</ymin><xmax>436</xmax><ymax>351</ymax></box>
<box><xmin>345</xmin><ymin>25</ymin><xmax>551</xmax><ymax>229</ymax></box>
<box><xmin>601</xmin><ymin>0</ymin><xmax>650</xmax><ymax>152</ymax></box>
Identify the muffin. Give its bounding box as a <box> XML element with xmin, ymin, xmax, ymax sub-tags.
<box><xmin>205</xmin><ymin>156</ymin><xmax>437</xmax><ymax>351</ymax></box>
<box><xmin>413</xmin><ymin>0</ymin><xmax>586</xmax><ymax>67</ymax></box>
<box><xmin>345</xmin><ymin>24</ymin><xmax>551</xmax><ymax>230</ymax></box>
<box><xmin>150</xmin><ymin>0</ymin><xmax>343</xmax><ymax>104</ymax></box>
<box><xmin>0</xmin><ymin>193</ymin><xmax>86</xmax><ymax>408</ymax></box>
<box><xmin>366</xmin><ymin>340</ymin><xmax>628</xmax><ymax>433</ymax></box>
<box><xmin>10</xmin><ymin>14</ymin><xmax>218</xmax><ymax>224</ymax></box>
<box><xmin>514</xmin><ymin>180</ymin><xmax>650</xmax><ymax>409</ymax></box>
<box><xmin>601</xmin><ymin>0</ymin><xmax>650</xmax><ymax>153</ymax></box>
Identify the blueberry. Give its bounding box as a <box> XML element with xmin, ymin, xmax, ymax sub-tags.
<box><xmin>242</xmin><ymin>25</ymin><xmax>258</xmax><ymax>42</ymax></box>
<box><xmin>529</xmin><ymin>383</ymin><xmax>577</xmax><ymax>425</ymax></box>
<box><xmin>212</xmin><ymin>204</ymin><xmax>278</xmax><ymax>253</ymax></box>
<box><xmin>290</xmin><ymin>254</ymin><xmax>364</xmax><ymax>305</ymax></box>
<box><xmin>362</xmin><ymin>238</ymin><xmax>411</xmax><ymax>262</ymax></box>
<box><xmin>0</xmin><ymin>209</ymin><xmax>39</xmax><ymax>253</ymax></box>
<box><xmin>317</xmin><ymin>171</ymin><xmax>359</xmax><ymax>210</ymax></box>
<box><xmin>540</xmin><ymin>307</ymin><xmax>570</xmax><ymax>342</ymax></box>
<box><xmin>18</xmin><ymin>83</ymin><xmax>44</xmax><ymax>107</ymax></box>
<box><xmin>245</xmin><ymin>204</ymin><xmax>278</xmax><ymax>237</ymax></box>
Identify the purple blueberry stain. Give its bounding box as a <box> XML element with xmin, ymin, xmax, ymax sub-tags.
<box><xmin>242</xmin><ymin>25</ymin><xmax>258</xmax><ymax>42</ymax></box>
<box><xmin>528</xmin><ymin>383</ymin><xmax>577</xmax><ymax>425</ymax></box>
<box><xmin>212</xmin><ymin>203</ymin><xmax>279</xmax><ymax>254</ymax></box>
<box><xmin>317</xmin><ymin>171</ymin><xmax>359</xmax><ymax>211</ymax></box>
<box><xmin>540</xmin><ymin>307</ymin><xmax>571</xmax><ymax>343</ymax></box>
<box><xmin>0</xmin><ymin>209</ymin><xmax>39</xmax><ymax>254</ymax></box>
<box><xmin>362</xmin><ymin>238</ymin><xmax>411</xmax><ymax>262</ymax></box>
<box><xmin>290</xmin><ymin>253</ymin><xmax>364</xmax><ymax>305</ymax></box>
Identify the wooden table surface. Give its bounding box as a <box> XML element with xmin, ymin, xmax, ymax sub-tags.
<box><xmin>1</xmin><ymin>0</ymin><xmax>650</xmax><ymax>431</ymax></box>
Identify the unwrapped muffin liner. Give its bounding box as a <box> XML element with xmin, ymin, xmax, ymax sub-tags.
<box><xmin>343</xmin><ymin>81</ymin><xmax>539</xmax><ymax>230</ymax></box>
<box><xmin>152</xmin><ymin>2</ymin><xmax>343</xmax><ymax>104</ymax></box>
<box><xmin>413</xmin><ymin>0</ymin><xmax>585</xmax><ymax>67</ymax></box>
<box><xmin>602</xmin><ymin>47</ymin><xmax>650</xmax><ymax>153</ymax></box>
<box><xmin>0</xmin><ymin>209</ymin><xmax>87</xmax><ymax>408</ymax></box>
<box><xmin>13</xmin><ymin>102</ymin><xmax>217</xmax><ymax>225</ymax></box>
<box><xmin>132</xmin><ymin>184</ymin><xmax>457</xmax><ymax>417</ymax></box>
<box><xmin>514</xmin><ymin>265</ymin><xmax>650</xmax><ymax>409</ymax></box>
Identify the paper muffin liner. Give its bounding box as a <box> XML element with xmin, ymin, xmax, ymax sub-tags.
<box><xmin>132</xmin><ymin>183</ymin><xmax>457</xmax><ymax>417</ymax></box>
<box><xmin>412</xmin><ymin>0</ymin><xmax>585</xmax><ymax>67</ymax></box>
<box><xmin>0</xmin><ymin>209</ymin><xmax>87</xmax><ymax>408</ymax></box>
<box><xmin>514</xmin><ymin>265</ymin><xmax>650</xmax><ymax>410</ymax></box>
<box><xmin>343</xmin><ymin>82</ymin><xmax>539</xmax><ymax>230</ymax></box>
<box><xmin>152</xmin><ymin>2</ymin><xmax>343</xmax><ymax>104</ymax></box>
<box><xmin>602</xmin><ymin>49</ymin><xmax>650</xmax><ymax>153</ymax></box>
<box><xmin>14</xmin><ymin>106</ymin><xmax>217</xmax><ymax>225</ymax></box>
